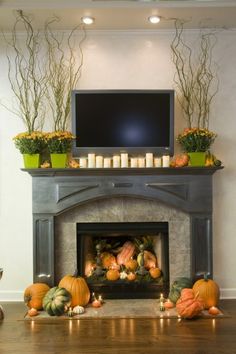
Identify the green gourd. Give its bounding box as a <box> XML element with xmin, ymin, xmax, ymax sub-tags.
<box><xmin>43</xmin><ymin>286</ymin><xmax>71</xmax><ymax>316</ymax></box>
<box><xmin>169</xmin><ymin>277</ymin><xmax>192</xmax><ymax>304</ymax></box>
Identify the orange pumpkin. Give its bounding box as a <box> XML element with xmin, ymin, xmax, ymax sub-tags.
<box><xmin>175</xmin><ymin>154</ymin><xmax>189</xmax><ymax>167</ymax></box>
<box><xmin>127</xmin><ymin>272</ymin><xmax>136</xmax><ymax>281</ymax></box>
<box><xmin>176</xmin><ymin>288</ymin><xmax>204</xmax><ymax>319</ymax></box>
<box><xmin>106</xmin><ymin>269</ymin><xmax>120</xmax><ymax>281</ymax></box>
<box><xmin>24</xmin><ymin>283</ymin><xmax>50</xmax><ymax>310</ymax></box>
<box><xmin>59</xmin><ymin>274</ymin><xmax>90</xmax><ymax>307</ymax></box>
<box><xmin>101</xmin><ymin>252</ymin><xmax>117</xmax><ymax>269</ymax></box>
<box><xmin>192</xmin><ymin>275</ymin><xmax>220</xmax><ymax>309</ymax></box>
<box><xmin>125</xmin><ymin>259</ymin><xmax>138</xmax><ymax>271</ymax></box>
<box><xmin>149</xmin><ymin>267</ymin><xmax>161</xmax><ymax>279</ymax></box>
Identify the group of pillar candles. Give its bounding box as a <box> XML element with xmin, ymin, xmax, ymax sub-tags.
<box><xmin>79</xmin><ymin>153</ymin><xmax>170</xmax><ymax>168</ymax></box>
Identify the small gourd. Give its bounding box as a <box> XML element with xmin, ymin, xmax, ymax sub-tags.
<box><xmin>120</xmin><ymin>271</ymin><xmax>128</xmax><ymax>280</ymax></box>
<box><xmin>73</xmin><ymin>305</ymin><xmax>85</xmax><ymax>315</ymax></box>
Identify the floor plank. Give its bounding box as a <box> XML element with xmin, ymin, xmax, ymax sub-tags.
<box><xmin>0</xmin><ymin>300</ymin><xmax>236</xmax><ymax>354</ymax></box>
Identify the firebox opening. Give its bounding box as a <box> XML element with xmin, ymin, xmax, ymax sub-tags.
<box><xmin>76</xmin><ymin>222</ymin><xmax>169</xmax><ymax>299</ymax></box>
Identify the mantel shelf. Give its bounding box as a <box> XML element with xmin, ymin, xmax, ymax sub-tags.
<box><xmin>22</xmin><ymin>166</ymin><xmax>224</xmax><ymax>177</ymax></box>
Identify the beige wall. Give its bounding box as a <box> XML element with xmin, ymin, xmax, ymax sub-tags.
<box><xmin>0</xmin><ymin>29</ymin><xmax>235</xmax><ymax>300</ymax></box>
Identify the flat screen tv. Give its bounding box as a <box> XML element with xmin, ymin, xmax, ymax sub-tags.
<box><xmin>72</xmin><ymin>90</ymin><xmax>174</xmax><ymax>157</ymax></box>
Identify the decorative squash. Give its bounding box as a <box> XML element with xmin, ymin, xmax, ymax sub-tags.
<box><xmin>117</xmin><ymin>241</ymin><xmax>135</xmax><ymax>265</ymax></box>
<box><xmin>125</xmin><ymin>259</ymin><xmax>138</xmax><ymax>271</ymax></box>
<box><xmin>176</xmin><ymin>288</ymin><xmax>204</xmax><ymax>319</ymax></box>
<box><xmin>127</xmin><ymin>272</ymin><xmax>136</xmax><ymax>281</ymax></box>
<box><xmin>192</xmin><ymin>274</ymin><xmax>220</xmax><ymax>309</ymax></box>
<box><xmin>137</xmin><ymin>250</ymin><xmax>157</xmax><ymax>269</ymax></box>
<box><xmin>101</xmin><ymin>252</ymin><xmax>117</xmax><ymax>269</ymax></box>
<box><xmin>24</xmin><ymin>283</ymin><xmax>50</xmax><ymax>310</ymax></box>
<box><xmin>73</xmin><ymin>305</ymin><xmax>85</xmax><ymax>315</ymax></box>
<box><xmin>106</xmin><ymin>269</ymin><xmax>120</xmax><ymax>281</ymax></box>
<box><xmin>149</xmin><ymin>267</ymin><xmax>161</xmax><ymax>279</ymax></box>
<box><xmin>169</xmin><ymin>277</ymin><xmax>192</xmax><ymax>304</ymax></box>
<box><xmin>43</xmin><ymin>287</ymin><xmax>71</xmax><ymax>316</ymax></box>
<box><xmin>59</xmin><ymin>273</ymin><xmax>90</xmax><ymax>307</ymax></box>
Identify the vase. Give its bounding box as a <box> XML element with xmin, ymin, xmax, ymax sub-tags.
<box><xmin>50</xmin><ymin>153</ymin><xmax>67</xmax><ymax>168</ymax></box>
<box><xmin>188</xmin><ymin>152</ymin><xmax>206</xmax><ymax>167</ymax></box>
<box><xmin>23</xmin><ymin>154</ymin><xmax>40</xmax><ymax>169</ymax></box>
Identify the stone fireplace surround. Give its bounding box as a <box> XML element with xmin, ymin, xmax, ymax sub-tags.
<box><xmin>24</xmin><ymin>167</ymin><xmax>221</xmax><ymax>290</ymax></box>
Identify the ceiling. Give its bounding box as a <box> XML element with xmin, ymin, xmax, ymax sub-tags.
<box><xmin>0</xmin><ymin>0</ymin><xmax>236</xmax><ymax>30</ymax></box>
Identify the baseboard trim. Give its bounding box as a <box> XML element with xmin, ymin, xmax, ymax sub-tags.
<box><xmin>0</xmin><ymin>291</ymin><xmax>24</xmax><ymax>302</ymax></box>
<box><xmin>0</xmin><ymin>289</ymin><xmax>236</xmax><ymax>301</ymax></box>
<box><xmin>220</xmin><ymin>288</ymin><xmax>236</xmax><ymax>299</ymax></box>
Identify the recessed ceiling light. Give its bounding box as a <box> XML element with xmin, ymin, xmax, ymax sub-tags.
<box><xmin>148</xmin><ymin>16</ymin><xmax>161</xmax><ymax>24</ymax></box>
<box><xmin>81</xmin><ymin>16</ymin><xmax>95</xmax><ymax>25</ymax></box>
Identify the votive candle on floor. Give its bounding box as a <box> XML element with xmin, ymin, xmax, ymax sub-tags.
<box><xmin>104</xmin><ymin>157</ymin><xmax>112</xmax><ymax>168</ymax></box>
<box><xmin>162</xmin><ymin>155</ymin><xmax>170</xmax><ymax>168</ymax></box>
<box><xmin>79</xmin><ymin>157</ymin><xmax>87</xmax><ymax>168</ymax></box>
<box><xmin>121</xmin><ymin>153</ymin><xmax>129</xmax><ymax>168</ymax></box>
<box><xmin>88</xmin><ymin>153</ymin><xmax>96</xmax><ymax>168</ymax></box>
<box><xmin>130</xmin><ymin>157</ymin><xmax>138</xmax><ymax>168</ymax></box>
<box><xmin>138</xmin><ymin>157</ymin><xmax>145</xmax><ymax>168</ymax></box>
<box><xmin>146</xmin><ymin>153</ymin><xmax>153</xmax><ymax>168</ymax></box>
<box><xmin>113</xmin><ymin>155</ymin><xmax>121</xmax><ymax>168</ymax></box>
<box><xmin>154</xmin><ymin>157</ymin><xmax>162</xmax><ymax>168</ymax></box>
<box><xmin>96</xmin><ymin>155</ymin><xmax>103</xmax><ymax>168</ymax></box>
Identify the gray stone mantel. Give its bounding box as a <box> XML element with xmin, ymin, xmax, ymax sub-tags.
<box><xmin>23</xmin><ymin>166</ymin><xmax>223</xmax><ymax>287</ymax></box>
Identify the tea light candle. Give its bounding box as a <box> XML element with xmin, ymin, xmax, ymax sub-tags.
<box><xmin>92</xmin><ymin>299</ymin><xmax>102</xmax><ymax>308</ymax></box>
<box><xmin>146</xmin><ymin>153</ymin><xmax>153</xmax><ymax>168</ymax></box>
<box><xmin>164</xmin><ymin>299</ymin><xmax>174</xmax><ymax>310</ymax></box>
<box><xmin>138</xmin><ymin>157</ymin><xmax>145</xmax><ymax>168</ymax></box>
<box><xmin>79</xmin><ymin>157</ymin><xmax>87</xmax><ymax>168</ymax></box>
<box><xmin>154</xmin><ymin>157</ymin><xmax>162</xmax><ymax>168</ymax></box>
<box><xmin>162</xmin><ymin>155</ymin><xmax>170</xmax><ymax>168</ymax></box>
<box><xmin>130</xmin><ymin>157</ymin><xmax>138</xmax><ymax>168</ymax></box>
<box><xmin>96</xmin><ymin>155</ymin><xmax>103</xmax><ymax>168</ymax></box>
<box><xmin>208</xmin><ymin>306</ymin><xmax>220</xmax><ymax>316</ymax></box>
<box><xmin>121</xmin><ymin>153</ymin><xmax>129</xmax><ymax>168</ymax></box>
<box><xmin>104</xmin><ymin>157</ymin><xmax>112</xmax><ymax>168</ymax></box>
<box><xmin>113</xmin><ymin>155</ymin><xmax>121</xmax><ymax>168</ymax></box>
<box><xmin>88</xmin><ymin>153</ymin><xmax>96</xmax><ymax>168</ymax></box>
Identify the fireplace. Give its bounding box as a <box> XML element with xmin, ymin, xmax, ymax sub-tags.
<box><xmin>76</xmin><ymin>222</ymin><xmax>169</xmax><ymax>298</ymax></box>
<box><xmin>25</xmin><ymin>166</ymin><xmax>222</xmax><ymax>298</ymax></box>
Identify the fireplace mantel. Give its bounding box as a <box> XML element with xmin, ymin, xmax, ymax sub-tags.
<box><xmin>23</xmin><ymin>166</ymin><xmax>223</xmax><ymax>286</ymax></box>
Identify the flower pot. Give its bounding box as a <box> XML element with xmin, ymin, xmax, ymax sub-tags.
<box><xmin>23</xmin><ymin>154</ymin><xmax>40</xmax><ymax>169</ymax></box>
<box><xmin>50</xmin><ymin>153</ymin><xmax>67</xmax><ymax>168</ymax></box>
<box><xmin>188</xmin><ymin>152</ymin><xmax>206</xmax><ymax>167</ymax></box>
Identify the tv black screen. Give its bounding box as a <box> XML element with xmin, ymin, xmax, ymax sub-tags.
<box><xmin>72</xmin><ymin>90</ymin><xmax>174</xmax><ymax>156</ymax></box>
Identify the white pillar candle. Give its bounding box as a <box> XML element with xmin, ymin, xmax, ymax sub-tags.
<box><xmin>138</xmin><ymin>157</ymin><xmax>145</xmax><ymax>168</ymax></box>
<box><xmin>121</xmin><ymin>153</ymin><xmax>129</xmax><ymax>168</ymax></box>
<box><xmin>104</xmin><ymin>157</ymin><xmax>112</xmax><ymax>168</ymax></box>
<box><xmin>130</xmin><ymin>157</ymin><xmax>138</xmax><ymax>168</ymax></box>
<box><xmin>88</xmin><ymin>153</ymin><xmax>96</xmax><ymax>168</ymax></box>
<box><xmin>154</xmin><ymin>157</ymin><xmax>162</xmax><ymax>168</ymax></box>
<box><xmin>146</xmin><ymin>153</ymin><xmax>153</xmax><ymax>168</ymax></box>
<box><xmin>96</xmin><ymin>155</ymin><xmax>103</xmax><ymax>168</ymax></box>
<box><xmin>162</xmin><ymin>155</ymin><xmax>170</xmax><ymax>168</ymax></box>
<box><xmin>79</xmin><ymin>157</ymin><xmax>87</xmax><ymax>168</ymax></box>
<box><xmin>113</xmin><ymin>155</ymin><xmax>121</xmax><ymax>168</ymax></box>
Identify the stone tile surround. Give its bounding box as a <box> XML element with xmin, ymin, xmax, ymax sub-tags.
<box><xmin>55</xmin><ymin>197</ymin><xmax>190</xmax><ymax>285</ymax></box>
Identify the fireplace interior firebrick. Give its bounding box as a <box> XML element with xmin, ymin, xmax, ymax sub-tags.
<box><xmin>76</xmin><ymin>222</ymin><xmax>169</xmax><ymax>298</ymax></box>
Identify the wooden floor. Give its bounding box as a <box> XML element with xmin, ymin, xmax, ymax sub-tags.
<box><xmin>0</xmin><ymin>300</ymin><xmax>236</xmax><ymax>354</ymax></box>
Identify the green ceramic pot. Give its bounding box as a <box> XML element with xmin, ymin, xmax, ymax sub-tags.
<box><xmin>23</xmin><ymin>154</ymin><xmax>40</xmax><ymax>169</ymax></box>
<box><xmin>188</xmin><ymin>152</ymin><xmax>206</xmax><ymax>167</ymax></box>
<box><xmin>50</xmin><ymin>153</ymin><xmax>67</xmax><ymax>168</ymax></box>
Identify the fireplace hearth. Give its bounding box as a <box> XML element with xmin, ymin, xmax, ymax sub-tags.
<box><xmin>76</xmin><ymin>222</ymin><xmax>169</xmax><ymax>298</ymax></box>
<box><xmin>24</xmin><ymin>166</ymin><xmax>222</xmax><ymax>295</ymax></box>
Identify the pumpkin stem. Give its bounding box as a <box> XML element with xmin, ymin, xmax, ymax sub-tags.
<box><xmin>73</xmin><ymin>269</ymin><xmax>79</xmax><ymax>277</ymax></box>
<box><xmin>203</xmin><ymin>273</ymin><xmax>209</xmax><ymax>282</ymax></box>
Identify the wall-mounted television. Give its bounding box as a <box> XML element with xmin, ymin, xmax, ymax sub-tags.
<box><xmin>71</xmin><ymin>90</ymin><xmax>174</xmax><ymax>157</ymax></box>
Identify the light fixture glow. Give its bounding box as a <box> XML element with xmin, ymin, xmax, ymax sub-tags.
<box><xmin>81</xmin><ymin>16</ymin><xmax>95</xmax><ymax>25</ymax></box>
<box><xmin>148</xmin><ymin>16</ymin><xmax>161</xmax><ymax>24</ymax></box>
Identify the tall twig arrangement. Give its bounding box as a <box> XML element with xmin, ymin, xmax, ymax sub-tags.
<box><xmin>45</xmin><ymin>17</ymin><xmax>86</xmax><ymax>131</ymax></box>
<box><xmin>171</xmin><ymin>19</ymin><xmax>219</xmax><ymax>129</ymax></box>
<box><xmin>2</xmin><ymin>10</ymin><xmax>47</xmax><ymax>133</ymax></box>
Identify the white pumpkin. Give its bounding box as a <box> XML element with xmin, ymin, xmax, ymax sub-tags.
<box><xmin>73</xmin><ymin>305</ymin><xmax>85</xmax><ymax>315</ymax></box>
<box><xmin>120</xmin><ymin>271</ymin><xmax>128</xmax><ymax>280</ymax></box>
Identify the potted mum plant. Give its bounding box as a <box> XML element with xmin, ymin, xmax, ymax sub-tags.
<box><xmin>13</xmin><ymin>132</ymin><xmax>46</xmax><ymax>168</ymax></box>
<box><xmin>177</xmin><ymin>128</ymin><xmax>217</xmax><ymax>166</ymax></box>
<box><xmin>46</xmin><ymin>131</ymin><xmax>75</xmax><ymax>168</ymax></box>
